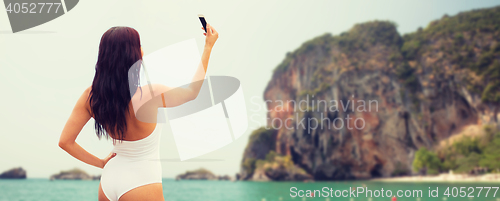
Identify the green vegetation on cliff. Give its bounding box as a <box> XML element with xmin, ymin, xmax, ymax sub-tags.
<box><xmin>275</xmin><ymin>20</ymin><xmax>402</xmax><ymax>75</ymax></box>
<box><xmin>413</xmin><ymin>126</ymin><xmax>500</xmax><ymax>174</ymax></box>
<box><xmin>401</xmin><ymin>6</ymin><xmax>500</xmax><ymax>103</ymax></box>
<box><xmin>402</xmin><ymin>7</ymin><xmax>500</xmax><ymax>60</ymax></box>
<box><xmin>241</xmin><ymin>127</ymin><xmax>277</xmax><ymax>178</ymax></box>
<box><xmin>253</xmin><ymin>150</ymin><xmax>311</xmax><ymax>181</ymax></box>
<box><xmin>412</xmin><ymin>147</ymin><xmax>442</xmax><ymax>175</ymax></box>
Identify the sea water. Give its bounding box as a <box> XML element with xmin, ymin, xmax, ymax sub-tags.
<box><xmin>0</xmin><ymin>179</ymin><xmax>498</xmax><ymax>201</ymax></box>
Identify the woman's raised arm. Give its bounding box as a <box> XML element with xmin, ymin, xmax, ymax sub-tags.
<box><xmin>156</xmin><ymin>23</ymin><xmax>219</xmax><ymax>108</ymax></box>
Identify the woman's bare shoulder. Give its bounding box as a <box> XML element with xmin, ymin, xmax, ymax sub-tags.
<box><xmin>84</xmin><ymin>86</ymin><xmax>92</xmax><ymax>95</ymax></box>
<box><xmin>82</xmin><ymin>86</ymin><xmax>93</xmax><ymax>100</ymax></box>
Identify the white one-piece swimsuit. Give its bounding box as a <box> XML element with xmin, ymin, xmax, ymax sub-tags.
<box><xmin>101</xmin><ymin>123</ymin><xmax>163</xmax><ymax>201</ymax></box>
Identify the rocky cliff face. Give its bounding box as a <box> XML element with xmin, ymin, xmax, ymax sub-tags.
<box><xmin>241</xmin><ymin>6</ymin><xmax>500</xmax><ymax>180</ymax></box>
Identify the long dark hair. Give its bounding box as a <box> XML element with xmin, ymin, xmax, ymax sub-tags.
<box><xmin>89</xmin><ymin>26</ymin><xmax>142</xmax><ymax>141</ymax></box>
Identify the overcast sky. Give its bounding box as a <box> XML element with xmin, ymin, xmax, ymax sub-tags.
<box><xmin>1</xmin><ymin>0</ymin><xmax>499</xmax><ymax>178</ymax></box>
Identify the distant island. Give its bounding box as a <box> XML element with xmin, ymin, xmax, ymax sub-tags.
<box><xmin>50</xmin><ymin>168</ymin><xmax>100</xmax><ymax>180</ymax></box>
<box><xmin>0</xmin><ymin>167</ymin><xmax>26</xmax><ymax>179</ymax></box>
<box><xmin>175</xmin><ymin>168</ymin><xmax>233</xmax><ymax>181</ymax></box>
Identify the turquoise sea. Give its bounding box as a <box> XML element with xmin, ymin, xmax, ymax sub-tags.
<box><xmin>0</xmin><ymin>179</ymin><xmax>499</xmax><ymax>201</ymax></box>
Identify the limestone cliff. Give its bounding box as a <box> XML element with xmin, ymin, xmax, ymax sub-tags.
<box><xmin>241</xmin><ymin>6</ymin><xmax>500</xmax><ymax>180</ymax></box>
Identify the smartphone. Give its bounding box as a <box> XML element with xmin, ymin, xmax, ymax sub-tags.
<box><xmin>198</xmin><ymin>14</ymin><xmax>207</xmax><ymax>33</ymax></box>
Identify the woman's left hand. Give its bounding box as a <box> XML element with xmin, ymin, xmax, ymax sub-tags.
<box><xmin>100</xmin><ymin>152</ymin><xmax>117</xmax><ymax>168</ymax></box>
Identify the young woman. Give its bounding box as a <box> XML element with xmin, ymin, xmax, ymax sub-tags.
<box><xmin>58</xmin><ymin>24</ymin><xmax>218</xmax><ymax>201</ymax></box>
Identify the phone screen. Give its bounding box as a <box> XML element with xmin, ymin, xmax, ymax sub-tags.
<box><xmin>198</xmin><ymin>15</ymin><xmax>207</xmax><ymax>33</ymax></box>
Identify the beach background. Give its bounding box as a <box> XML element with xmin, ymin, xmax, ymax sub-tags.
<box><xmin>1</xmin><ymin>0</ymin><xmax>500</xmax><ymax>200</ymax></box>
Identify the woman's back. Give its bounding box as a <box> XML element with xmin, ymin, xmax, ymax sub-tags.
<box><xmin>113</xmin><ymin>93</ymin><xmax>158</xmax><ymax>142</ymax></box>
<box><xmin>82</xmin><ymin>86</ymin><xmax>159</xmax><ymax>142</ymax></box>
